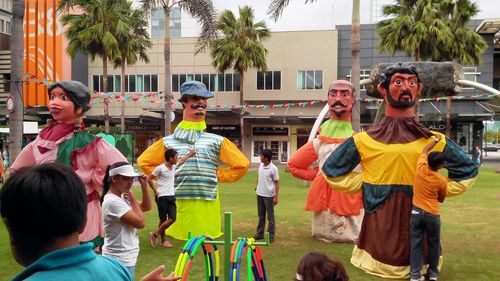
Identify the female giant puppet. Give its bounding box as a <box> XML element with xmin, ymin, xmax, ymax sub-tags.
<box><xmin>288</xmin><ymin>80</ymin><xmax>363</xmax><ymax>243</ymax></box>
<box><xmin>321</xmin><ymin>63</ymin><xmax>478</xmax><ymax>279</ymax></box>
<box><xmin>138</xmin><ymin>81</ymin><xmax>249</xmax><ymax>240</ymax></box>
<box><xmin>11</xmin><ymin>81</ymin><xmax>128</xmax><ymax>246</ymax></box>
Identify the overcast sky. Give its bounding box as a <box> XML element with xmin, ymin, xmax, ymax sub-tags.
<box><xmin>180</xmin><ymin>0</ymin><xmax>498</xmax><ymax>36</ymax></box>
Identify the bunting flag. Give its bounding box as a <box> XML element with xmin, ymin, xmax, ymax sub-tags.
<box><xmin>20</xmin><ymin>73</ymin><xmax>497</xmax><ymax>109</ymax></box>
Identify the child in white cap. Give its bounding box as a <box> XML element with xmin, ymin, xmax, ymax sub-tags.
<box><xmin>101</xmin><ymin>162</ymin><xmax>152</xmax><ymax>280</ymax></box>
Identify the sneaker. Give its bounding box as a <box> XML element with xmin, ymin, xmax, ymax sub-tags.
<box><xmin>161</xmin><ymin>240</ymin><xmax>173</xmax><ymax>248</ymax></box>
<box><xmin>429</xmin><ymin>277</ymin><xmax>438</xmax><ymax>281</ymax></box>
<box><xmin>269</xmin><ymin>237</ymin><xmax>275</xmax><ymax>243</ymax></box>
<box><xmin>410</xmin><ymin>277</ymin><xmax>425</xmax><ymax>281</ymax></box>
<box><xmin>150</xmin><ymin>232</ymin><xmax>158</xmax><ymax>247</ymax></box>
<box><xmin>253</xmin><ymin>235</ymin><xmax>264</xmax><ymax>240</ymax></box>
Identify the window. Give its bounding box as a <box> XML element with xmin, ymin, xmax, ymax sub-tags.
<box><xmin>463</xmin><ymin>67</ymin><xmax>480</xmax><ymax>89</ymax></box>
<box><xmin>151</xmin><ymin>7</ymin><xmax>181</xmax><ymax>38</ymax></box>
<box><xmin>225</xmin><ymin>73</ymin><xmax>233</xmax><ymax>91</ymax></box>
<box><xmin>346</xmin><ymin>69</ymin><xmax>370</xmax><ymax>91</ymax></box>
<box><xmin>151</xmin><ymin>75</ymin><xmax>158</xmax><ymax>92</ymax></box>
<box><xmin>92</xmin><ymin>75</ymin><xmax>100</xmax><ymax>92</ymax></box>
<box><xmin>298</xmin><ymin>70</ymin><xmax>323</xmax><ymax>90</ymax></box>
<box><xmin>114</xmin><ymin>75</ymin><xmax>121</xmax><ymax>92</ymax></box>
<box><xmin>107</xmin><ymin>76</ymin><xmax>114</xmax><ymax>92</ymax></box>
<box><xmin>136</xmin><ymin>75</ymin><xmax>144</xmax><ymax>92</ymax></box>
<box><xmin>172</xmin><ymin>74</ymin><xmax>179</xmax><ymax>92</ymax></box>
<box><xmin>257</xmin><ymin>71</ymin><xmax>281</xmax><ymax>90</ymax></box>
<box><xmin>144</xmin><ymin>75</ymin><xmax>151</xmax><ymax>92</ymax></box>
<box><xmin>91</xmin><ymin>74</ymin><xmax>158</xmax><ymax>93</ymax></box>
<box><xmin>171</xmin><ymin>73</ymin><xmax>239</xmax><ymax>92</ymax></box>
<box><xmin>129</xmin><ymin>75</ymin><xmax>136</xmax><ymax>92</ymax></box>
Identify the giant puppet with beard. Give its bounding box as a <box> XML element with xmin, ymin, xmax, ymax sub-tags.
<box><xmin>138</xmin><ymin>81</ymin><xmax>249</xmax><ymax>240</ymax></box>
<box><xmin>288</xmin><ymin>80</ymin><xmax>363</xmax><ymax>243</ymax></box>
<box><xmin>321</xmin><ymin>63</ymin><xmax>478</xmax><ymax>279</ymax></box>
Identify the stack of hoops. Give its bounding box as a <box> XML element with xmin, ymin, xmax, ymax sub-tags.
<box><xmin>174</xmin><ymin>236</ymin><xmax>267</xmax><ymax>281</ymax></box>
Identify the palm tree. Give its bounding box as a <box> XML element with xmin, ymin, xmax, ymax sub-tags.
<box><xmin>58</xmin><ymin>0</ymin><xmax>126</xmax><ymax>133</ymax></box>
<box><xmin>210</xmin><ymin>6</ymin><xmax>270</xmax><ymax>153</ymax></box>
<box><xmin>267</xmin><ymin>0</ymin><xmax>362</xmax><ymax>130</ymax></box>
<box><xmin>140</xmin><ymin>0</ymin><xmax>216</xmax><ymax>136</ymax></box>
<box><xmin>7</xmin><ymin>0</ymin><xmax>25</xmax><ymax>162</ymax></box>
<box><xmin>111</xmin><ymin>3</ymin><xmax>152</xmax><ymax>133</ymax></box>
<box><xmin>377</xmin><ymin>0</ymin><xmax>487</xmax><ymax>133</ymax></box>
<box><xmin>377</xmin><ymin>0</ymin><xmax>447</xmax><ymax>61</ymax></box>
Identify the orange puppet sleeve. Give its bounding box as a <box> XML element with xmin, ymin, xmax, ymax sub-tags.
<box><xmin>288</xmin><ymin>141</ymin><xmax>319</xmax><ymax>181</ymax></box>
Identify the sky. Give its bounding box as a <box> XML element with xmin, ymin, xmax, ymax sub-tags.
<box><xmin>179</xmin><ymin>0</ymin><xmax>499</xmax><ymax>36</ymax></box>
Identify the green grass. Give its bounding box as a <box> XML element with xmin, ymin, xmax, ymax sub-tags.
<box><xmin>1</xmin><ymin>168</ymin><xmax>500</xmax><ymax>280</ymax></box>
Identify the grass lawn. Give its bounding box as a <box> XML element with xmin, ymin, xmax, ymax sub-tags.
<box><xmin>1</xmin><ymin>167</ymin><xmax>500</xmax><ymax>280</ymax></box>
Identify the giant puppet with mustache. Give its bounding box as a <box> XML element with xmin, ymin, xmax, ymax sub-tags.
<box><xmin>288</xmin><ymin>80</ymin><xmax>363</xmax><ymax>243</ymax></box>
<box><xmin>11</xmin><ymin>81</ymin><xmax>128</xmax><ymax>248</ymax></box>
<box><xmin>138</xmin><ymin>81</ymin><xmax>249</xmax><ymax>240</ymax></box>
<box><xmin>321</xmin><ymin>63</ymin><xmax>477</xmax><ymax>279</ymax></box>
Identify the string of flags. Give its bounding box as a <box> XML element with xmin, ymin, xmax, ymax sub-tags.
<box><xmin>21</xmin><ymin>73</ymin><xmax>497</xmax><ymax>110</ymax></box>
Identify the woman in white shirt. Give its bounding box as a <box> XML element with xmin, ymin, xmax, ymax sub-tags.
<box><xmin>101</xmin><ymin>162</ymin><xmax>152</xmax><ymax>280</ymax></box>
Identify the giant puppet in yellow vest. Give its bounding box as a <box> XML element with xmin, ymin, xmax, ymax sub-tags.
<box><xmin>288</xmin><ymin>80</ymin><xmax>363</xmax><ymax>243</ymax></box>
<box><xmin>138</xmin><ymin>81</ymin><xmax>249</xmax><ymax>240</ymax></box>
<box><xmin>321</xmin><ymin>63</ymin><xmax>478</xmax><ymax>279</ymax></box>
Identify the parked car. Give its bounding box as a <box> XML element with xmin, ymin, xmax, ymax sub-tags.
<box><xmin>484</xmin><ymin>143</ymin><xmax>498</xmax><ymax>152</ymax></box>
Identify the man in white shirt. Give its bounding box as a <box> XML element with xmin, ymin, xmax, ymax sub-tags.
<box><xmin>148</xmin><ymin>148</ymin><xmax>195</xmax><ymax>248</ymax></box>
<box><xmin>254</xmin><ymin>148</ymin><xmax>280</xmax><ymax>243</ymax></box>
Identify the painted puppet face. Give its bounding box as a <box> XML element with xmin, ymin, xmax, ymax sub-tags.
<box><xmin>327</xmin><ymin>81</ymin><xmax>355</xmax><ymax>121</ymax></box>
<box><xmin>48</xmin><ymin>87</ymin><xmax>82</xmax><ymax>124</ymax></box>
<box><xmin>182</xmin><ymin>95</ymin><xmax>208</xmax><ymax>122</ymax></box>
<box><xmin>384</xmin><ymin>73</ymin><xmax>420</xmax><ymax>109</ymax></box>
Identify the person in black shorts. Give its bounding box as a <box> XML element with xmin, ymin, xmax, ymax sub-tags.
<box><xmin>148</xmin><ymin>148</ymin><xmax>195</xmax><ymax>247</ymax></box>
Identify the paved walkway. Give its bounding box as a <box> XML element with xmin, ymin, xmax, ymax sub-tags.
<box><xmin>482</xmin><ymin>151</ymin><xmax>500</xmax><ymax>169</ymax></box>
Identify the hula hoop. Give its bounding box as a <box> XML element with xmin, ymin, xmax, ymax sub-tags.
<box><xmin>229</xmin><ymin>238</ymin><xmax>267</xmax><ymax>281</ymax></box>
<box><xmin>174</xmin><ymin>236</ymin><xmax>220</xmax><ymax>281</ymax></box>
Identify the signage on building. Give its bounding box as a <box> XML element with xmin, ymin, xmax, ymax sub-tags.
<box><xmin>253</xmin><ymin>127</ymin><xmax>289</xmax><ymax>136</ymax></box>
<box><xmin>422</xmin><ymin>121</ymin><xmax>446</xmax><ymax>132</ymax></box>
<box><xmin>126</xmin><ymin>124</ymin><xmax>161</xmax><ymax>131</ymax></box>
<box><xmin>207</xmin><ymin>125</ymin><xmax>240</xmax><ymax>138</ymax></box>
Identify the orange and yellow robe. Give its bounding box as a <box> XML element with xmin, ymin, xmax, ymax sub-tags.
<box><xmin>288</xmin><ymin>120</ymin><xmax>363</xmax><ymax>243</ymax></box>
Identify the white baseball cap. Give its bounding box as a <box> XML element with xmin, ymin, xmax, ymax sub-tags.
<box><xmin>109</xmin><ymin>164</ymin><xmax>140</xmax><ymax>177</ymax></box>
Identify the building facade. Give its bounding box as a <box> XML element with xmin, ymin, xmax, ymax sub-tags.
<box><xmin>86</xmin><ymin>31</ymin><xmax>338</xmax><ymax>162</ymax></box>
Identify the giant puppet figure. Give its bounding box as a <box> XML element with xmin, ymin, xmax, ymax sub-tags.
<box><xmin>11</xmin><ymin>81</ymin><xmax>128</xmax><ymax>246</ymax></box>
<box><xmin>138</xmin><ymin>81</ymin><xmax>249</xmax><ymax>240</ymax></box>
<box><xmin>321</xmin><ymin>63</ymin><xmax>478</xmax><ymax>279</ymax></box>
<box><xmin>288</xmin><ymin>80</ymin><xmax>363</xmax><ymax>243</ymax></box>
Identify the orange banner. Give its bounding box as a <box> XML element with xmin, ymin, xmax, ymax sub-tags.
<box><xmin>24</xmin><ymin>0</ymin><xmax>64</xmax><ymax>107</ymax></box>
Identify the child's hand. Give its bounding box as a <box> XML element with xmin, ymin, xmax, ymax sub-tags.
<box><xmin>138</xmin><ymin>174</ymin><xmax>147</xmax><ymax>185</ymax></box>
<box><xmin>188</xmin><ymin>149</ymin><xmax>196</xmax><ymax>156</ymax></box>
<box><xmin>141</xmin><ymin>265</ymin><xmax>180</xmax><ymax>281</ymax></box>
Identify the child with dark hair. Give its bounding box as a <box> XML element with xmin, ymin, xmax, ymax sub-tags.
<box><xmin>0</xmin><ymin>163</ymin><xmax>132</xmax><ymax>281</ymax></box>
<box><xmin>101</xmin><ymin>162</ymin><xmax>152</xmax><ymax>280</ymax></box>
<box><xmin>254</xmin><ymin>148</ymin><xmax>280</xmax><ymax>242</ymax></box>
<box><xmin>148</xmin><ymin>148</ymin><xmax>196</xmax><ymax>248</ymax></box>
<box><xmin>410</xmin><ymin>134</ymin><xmax>447</xmax><ymax>281</ymax></box>
<box><xmin>294</xmin><ymin>252</ymin><xmax>349</xmax><ymax>281</ymax></box>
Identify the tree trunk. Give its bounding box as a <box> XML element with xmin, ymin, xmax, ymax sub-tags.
<box><xmin>239</xmin><ymin>71</ymin><xmax>245</xmax><ymax>153</ymax></box>
<box><xmin>414</xmin><ymin>47</ymin><xmax>420</xmax><ymax>121</ymax></box>
<box><xmin>120</xmin><ymin>58</ymin><xmax>126</xmax><ymax>133</ymax></box>
<box><xmin>163</xmin><ymin>7</ymin><xmax>172</xmax><ymax>136</ymax></box>
<box><xmin>351</xmin><ymin>0</ymin><xmax>361</xmax><ymax>131</ymax></box>
<box><xmin>103</xmin><ymin>55</ymin><xmax>110</xmax><ymax>133</ymax></box>
<box><xmin>8</xmin><ymin>0</ymin><xmax>25</xmax><ymax>163</ymax></box>
<box><xmin>446</xmin><ymin>96</ymin><xmax>451</xmax><ymax>137</ymax></box>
